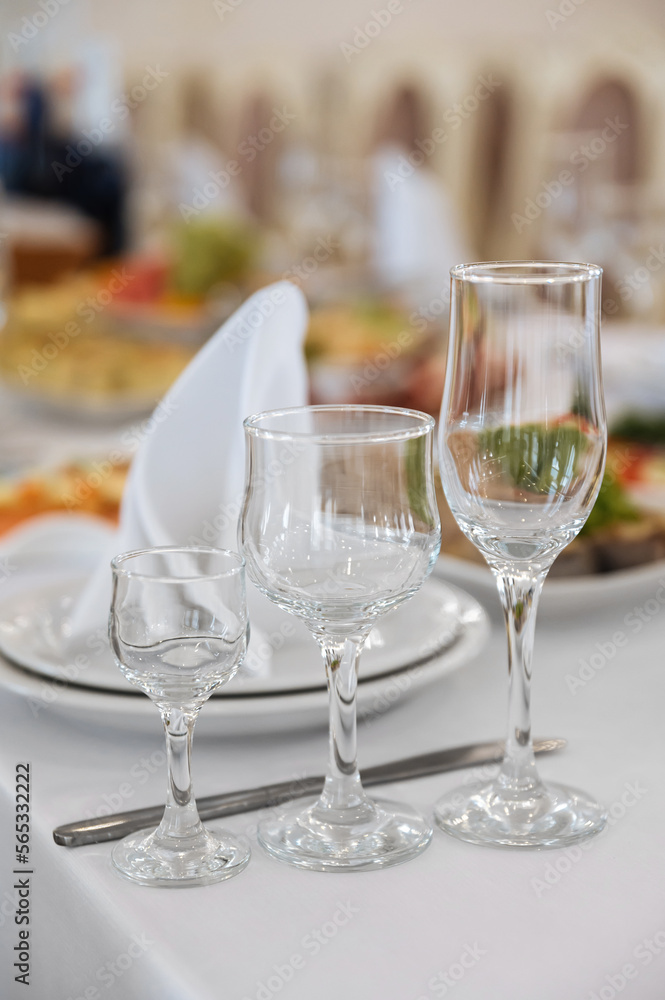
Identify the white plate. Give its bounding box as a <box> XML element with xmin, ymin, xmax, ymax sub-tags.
<box><xmin>0</xmin><ymin>572</ymin><xmax>468</xmax><ymax>693</ymax></box>
<box><xmin>436</xmin><ymin>554</ymin><xmax>665</xmax><ymax>618</ymax></box>
<box><xmin>0</xmin><ymin>513</ymin><xmax>489</xmax><ymax>733</ymax></box>
<box><xmin>0</xmin><ymin>584</ymin><xmax>489</xmax><ymax>736</ymax></box>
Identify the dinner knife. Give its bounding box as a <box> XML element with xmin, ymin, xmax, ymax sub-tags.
<box><xmin>53</xmin><ymin>737</ymin><xmax>564</xmax><ymax>847</ymax></box>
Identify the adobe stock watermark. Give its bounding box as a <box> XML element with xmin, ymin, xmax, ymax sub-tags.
<box><xmin>385</xmin><ymin>75</ymin><xmax>501</xmax><ymax>191</ymax></box>
<box><xmin>546</xmin><ymin>0</ymin><xmax>587</xmax><ymax>30</ymax></box>
<box><xmin>212</xmin><ymin>0</ymin><xmax>245</xmax><ymax>20</ymax></box>
<box><xmin>8</xmin><ymin>0</ymin><xmax>71</xmax><ymax>52</ymax></box>
<box><xmin>565</xmin><ymin>580</ymin><xmax>665</xmax><ymax>695</ymax></box>
<box><xmin>350</xmin><ymin>328</ymin><xmax>415</xmax><ymax>394</ymax></box>
<box><xmin>52</xmin><ymin>67</ymin><xmax>169</xmax><ymax>182</ymax></box>
<box><xmin>220</xmin><ymin>251</ymin><xmax>338</xmax><ymax>351</ymax></box>
<box><xmin>0</xmin><ymin>556</ymin><xmax>17</xmax><ymax>589</ymax></box>
<box><xmin>457</xmin><ymin>754</ymin><xmax>503</xmax><ymax>788</ymax></box>
<box><xmin>26</xmin><ymin>625</ymin><xmax>108</xmax><ymax>717</ymax></box>
<box><xmin>411</xmin><ymin>285</ymin><xmax>451</xmax><ymax>331</ymax></box>
<box><xmin>511</xmin><ymin>117</ymin><xmax>629</xmax><ymax>233</ymax></box>
<box><xmin>584</xmin><ymin>928</ymin><xmax>665</xmax><ymax>1000</ymax></box>
<box><xmin>242</xmin><ymin>621</ymin><xmax>297</xmax><ymax>676</ymax></box>
<box><xmin>240</xmin><ymin>901</ymin><xmax>359</xmax><ymax>1000</ymax></box>
<box><xmin>606</xmin><ymin>445</ymin><xmax>639</xmax><ymax>480</ymax></box>
<box><xmin>359</xmin><ymin>665</ymin><xmax>424</xmax><ymax>726</ymax></box>
<box><xmin>64</xmin><ymin>934</ymin><xmax>154</xmax><ymax>1000</ymax></box>
<box><xmin>281</xmin><ymin>236</ymin><xmax>339</xmax><ymax>287</ymax></box>
<box><xmin>597</xmin><ymin>247</ymin><xmax>665</xmax><ymax>318</ymax></box>
<box><xmin>179</xmin><ymin>107</ymin><xmax>296</xmax><ymax>220</ymax></box>
<box><xmin>221</xmin><ymin>285</ymin><xmax>290</xmax><ymax>352</ymax></box>
<box><xmin>530</xmin><ymin>780</ymin><xmax>648</xmax><ymax>898</ymax></box>
<box><xmin>242</xmin><ymin>771</ymin><xmax>313</xmax><ymax>843</ymax></box>
<box><xmin>414</xmin><ymin>943</ymin><xmax>487</xmax><ymax>999</ymax></box>
<box><xmin>81</xmin><ymin>750</ymin><xmax>166</xmax><ymax>821</ymax></box>
<box><xmin>351</xmin><ymin>279</ymin><xmax>451</xmax><ymax>394</ymax></box>
<box><xmin>188</xmin><ymin>440</ymin><xmax>307</xmax><ymax>549</ymax></box>
<box><xmin>17</xmin><ymin>267</ymin><xmax>134</xmax><ymax>385</ymax></box>
<box><xmin>0</xmin><ymin>886</ymin><xmax>23</xmax><ymax>931</ymax></box>
<box><xmin>340</xmin><ymin>0</ymin><xmax>410</xmax><ymax>63</ymax></box>
<box><xmin>614</xmin><ymin>245</ymin><xmax>665</xmax><ymax>303</ymax></box>
<box><xmin>61</xmin><ymin>397</ymin><xmax>178</xmax><ymax>512</ymax></box>
<box><xmin>554</xmin><ymin>316</ymin><xmax>596</xmax><ymax>360</ymax></box>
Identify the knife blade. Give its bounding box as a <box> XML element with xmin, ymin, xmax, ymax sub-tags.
<box><xmin>53</xmin><ymin>737</ymin><xmax>565</xmax><ymax>847</ymax></box>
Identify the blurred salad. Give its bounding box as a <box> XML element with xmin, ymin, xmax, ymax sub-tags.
<box><xmin>170</xmin><ymin>218</ymin><xmax>259</xmax><ymax>299</ymax></box>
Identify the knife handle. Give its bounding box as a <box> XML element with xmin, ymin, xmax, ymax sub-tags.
<box><xmin>53</xmin><ymin>738</ymin><xmax>564</xmax><ymax>847</ymax></box>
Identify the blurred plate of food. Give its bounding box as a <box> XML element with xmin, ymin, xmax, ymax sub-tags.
<box><xmin>0</xmin><ymin>456</ymin><xmax>128</xmax><ymax>534</ymax></box>
<box><xmin>436</xmin><ymin>551</ymin><xmax>665</xmax><ymax>619</ymax></box>
<box><xmin>0</xmin><ymin>274</ymin><xmax>196</xmax><ymax>419</ymax></box>
<box><xmin>306</xmin><ymin>296</ymin><xmax>444</xmax><ymax>412</ymax></box>
<box><xmin>0</xmin><ymin>216</ymin><xmax>260</xmax><ymax>419</ymax></box>
<box><xmin>102</xmin><ymin>216</ymin><xmax>262</xmax><ymax>341</ymax></box>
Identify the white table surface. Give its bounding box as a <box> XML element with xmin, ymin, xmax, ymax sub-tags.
<box><xmin>1</xmin><ymin>570</ymin><xmax>663</xmax><ymax>1000</ymax></box>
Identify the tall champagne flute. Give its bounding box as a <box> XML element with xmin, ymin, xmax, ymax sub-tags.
<box><xmin>240</xmin><ymin>405</ymin><xmax>441</xmax><ymax>871</ymax></box>
<box><xmin>109</xmin><ymin>546</ymin><xmax>250</xmax><ymax>885</ymax></box>
<box><xmin>436</xmin><ymin>261</ymin><xmax>607</xmax><ymax>848</ymax></box>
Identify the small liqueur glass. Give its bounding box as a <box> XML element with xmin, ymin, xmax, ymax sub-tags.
<box><xmin>109</xmin><ymin>546</ymin><xmax>250</xmax><ymax>886</ymax></box>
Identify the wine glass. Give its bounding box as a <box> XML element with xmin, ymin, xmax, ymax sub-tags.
<box><xmin>240</xmin><ymin>405</ymin><xmax>441</xmax><ymax>871</ymax></box>
<box><xmin>109</xmin><ymin>546</ymin><xmax>250</xmax><ymax>886</ymax></box>
<box><xmin>436</xmin><ymin>261</ymin><xmax>607</xmax><ymax>848</ymax></box>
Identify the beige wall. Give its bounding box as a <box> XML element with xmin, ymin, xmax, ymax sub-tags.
<box><xmin>3</xmin><ymin>0</ymin><xmax>665</xmax><ymax>79</ymax></box>
<box><xmin>4</xmin><ymin>0</ymin><xmax>665</xmax><ymax>266</ymax></box>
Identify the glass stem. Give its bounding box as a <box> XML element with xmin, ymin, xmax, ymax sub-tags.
<box><xmin>495</xmin><ymin>570</ymin><xmax>546</xmax><ymax>796</ymax></box>
<box><xmin>312</xmin><ymin>636</ymin><xmax>375</xmax><ymax>824</ymax></box>
<box><xmin>155</xmin><ymin>706</ymin><xmax>204</xmax><ymax>842</ymax></box>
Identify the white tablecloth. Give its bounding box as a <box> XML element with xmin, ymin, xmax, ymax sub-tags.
<box><xmin>1</xmin><ymin>573</ymin><xmax>663</xmax><ymax>1000</ymax></box>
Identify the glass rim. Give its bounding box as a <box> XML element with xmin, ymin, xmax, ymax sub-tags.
<box><xmin>450</xmin><ymin>261</ymin><xmax>603</xmax><ymax>284</ymax></box>
<box><xmin>111</xmin><ymin>545</ymin><xmax>245</xmax><ymax>582</ymax></box>
<box><xmin>243</xmin><ymin>404</ymin><xmax>435</xmax><ymax>443</ymax></box>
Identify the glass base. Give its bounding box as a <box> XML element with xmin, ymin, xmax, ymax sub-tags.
<box><xmin>257</xmin><ymin>797</ymin><xmax>432</xmax><ymax>872</ymax></box>
<box><xmin>434</xmin><ymin>779</ymin><xmax>607</xmax><ymax>849</ymax></box>
<box><xmin>111</xmin><ymin>825</ymin><xmax>250</xmax><ymax>887</ymax></box>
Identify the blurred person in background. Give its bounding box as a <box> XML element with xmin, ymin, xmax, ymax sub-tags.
<box><xmin>0</xmin><ymin>68</ymin><xmax>127</xmax><ymax>256</ymax></box>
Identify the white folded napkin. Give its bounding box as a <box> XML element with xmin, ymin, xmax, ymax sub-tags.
<box><xmin>68</xmin><ymin>280</ymin><xmax>309</xmax><ymax>659</ymax></box>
